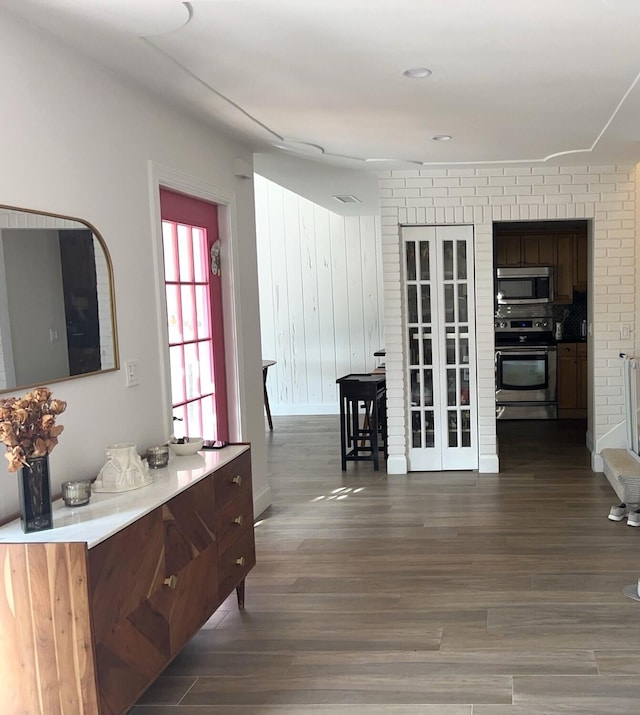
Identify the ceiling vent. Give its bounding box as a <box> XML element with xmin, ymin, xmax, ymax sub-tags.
<box><xmin>333</xmin><ymin>194</ymin><xmax>361</xmax><ymax>204</ymax></box>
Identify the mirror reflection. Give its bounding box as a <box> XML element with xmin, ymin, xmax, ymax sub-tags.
<box><xmin>0</xmin><ymin>206</ymin><xmax>118</xmax><ymax>393</ymax></box>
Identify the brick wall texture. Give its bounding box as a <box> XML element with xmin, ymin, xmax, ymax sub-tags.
<box><xmin>379</xmin><ymin>164</ymin><xmax>637</xmax><ymax>472</ymax></box>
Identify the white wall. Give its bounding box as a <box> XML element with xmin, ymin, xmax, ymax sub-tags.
<box><xmin>379</xmin><ymin>165</ymin><xmax>636</xmax><ymax>474</ymax></box>
<box><xmin>255</xmin><ymin>174</ymin><xmax>384</xmax><ymax>414</ymax></box>
<box><xmin>0</xmin><ymin>11</ymin><xmax>270</xmax><ymax>519</ymax></box>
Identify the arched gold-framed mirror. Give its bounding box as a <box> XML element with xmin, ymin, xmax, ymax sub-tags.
<box><xmin>0</xmin><ymin>204</ymin><xmax>119</xmax><ymax>393</ymax></box>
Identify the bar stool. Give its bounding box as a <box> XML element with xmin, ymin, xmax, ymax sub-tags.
<box><xmin>336</xmin><ymin>373</ymin><xmax>387</xmax><ymax>471</ymax></box>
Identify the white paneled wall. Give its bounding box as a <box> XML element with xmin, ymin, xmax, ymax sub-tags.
<box><xmin>255</xmin><ymin>174</ymin><xmax>383</xmax><ymax>414</ymax></box>
<box><xmin>380</xmin><ymin>164</ymin><xmax>636</xmax><ymax>474</ymax></box>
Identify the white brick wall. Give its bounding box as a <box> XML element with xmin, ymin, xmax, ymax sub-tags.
<box><xmin>380</xmin><ymin>164</ymin><xmax>637</xmax><ymax>474</ymax></box>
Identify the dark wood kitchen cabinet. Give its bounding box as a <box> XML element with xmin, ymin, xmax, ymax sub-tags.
<box><xmin>557</xmin><ymin>342</ymin><xmax>587</xmax><ymax>417</ymax></box>
<box><xmin>554</xmin><ymin>234</ymin><xmax>574</xmax><ymax>303</ymax></box>
<box><xmin>495</xmin><ymin>233</ymin><xmax>554</xmax><ymax>267</ymax></box>
<box><xmin>0</xmin><ymin>445</ymin><xmax>255</xmax><ymax>715</ymax></box>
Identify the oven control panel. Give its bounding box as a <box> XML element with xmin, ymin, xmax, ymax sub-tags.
<box><xmin>494</xmin><ymin>318</ymin><xmax>552</xmax><ymax>332</ymax></box>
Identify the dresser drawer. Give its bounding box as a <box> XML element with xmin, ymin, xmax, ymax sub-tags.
<box><xmin>217</xmin><ymin>527</ymin><xmax>256</xmax><ymax>600</ymax></box>
<box><xmin>213</xmin><ymin>450</ymin><xmax>252</xmax><ymax>511</ymax></box>
<box><xmin>215</xmin><ymin>490</ymin><xmax>254</xmax><ymax>554</ymax></box>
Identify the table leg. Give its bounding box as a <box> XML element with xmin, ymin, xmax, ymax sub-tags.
<box><xmin>263</xmin><ymin>366</ymin><xmax>273</xmax><ymax>430</ymax></box>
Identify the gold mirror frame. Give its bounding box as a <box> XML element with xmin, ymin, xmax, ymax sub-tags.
<box><xmin>0</xmin><ymin>204</ymin><xmax>119</xmax><ymax>393</ymax></box>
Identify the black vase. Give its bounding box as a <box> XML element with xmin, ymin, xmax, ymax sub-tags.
<box><xmin>19</xmin><ymin>456</ymin><xmax>53</xmax><ymax>533</ymax></box>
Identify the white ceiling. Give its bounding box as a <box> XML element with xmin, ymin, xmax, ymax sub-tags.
<box><xmin>5</xmin><ymin>0</ymin><xmax>640</xmax><ymax>212</ymax></box>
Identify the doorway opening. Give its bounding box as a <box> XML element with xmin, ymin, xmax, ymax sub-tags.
<box><xmin>493</xmin><ymin>219</ymin><xmax>590</xmax><ymax>458</ymax></box>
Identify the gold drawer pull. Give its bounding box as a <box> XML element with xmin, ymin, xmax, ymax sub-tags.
<box><xmin>233</xmin><ymin>515</ymin><xmax>244</xmax><ymax>526</ymax></box>
<box><xmin>164</xmin><ymin>575</ymin><xmax>178</xmax><ymax>589</ymax></box>
<box><xmin>235</xmin><ymin>556</ymin><xmax>245</xmax><ymax>567</ymax></box>
<box><xmin>232</xmin><ymin>475</ymin><xmax>242</xmax><ymax>486</ymax></box>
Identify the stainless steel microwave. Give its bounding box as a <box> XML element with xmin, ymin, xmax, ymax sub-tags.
<box><xmin>496</xmin><ymin>266</ymin><xmax>553</xmax><ymax>304</ymax></box>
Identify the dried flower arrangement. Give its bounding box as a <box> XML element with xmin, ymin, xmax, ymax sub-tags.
<box><xmin>0</xmin><ymin>387</ymin><xmax>66</xmax><ymax>472</ymax></box>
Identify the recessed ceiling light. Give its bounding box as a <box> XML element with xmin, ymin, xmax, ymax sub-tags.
<box><xmin>403</xmin><ymin>67</ymin><xmax>432</xmax><ymax>79</ymax></box>
<box><xmin>432</xmin><ymin>134</ymin><xmax>452</xmax><ymax>141</ymax></box>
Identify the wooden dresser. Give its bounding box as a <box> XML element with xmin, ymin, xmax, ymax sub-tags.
<box><xmin>0</xmin><ymin>444</ymin><xmax>255</xmax><ymax>715</ymax></box>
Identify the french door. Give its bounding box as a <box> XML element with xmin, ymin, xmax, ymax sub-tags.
<box><xmin>402</xmin><ymin>225</ymin><xmax>477</xmax><ymax>470</ymax></box>
<box><xmin>159</xmin><ymin>188</ymin><xmax>228</xmax><ymax>441</ymax></box>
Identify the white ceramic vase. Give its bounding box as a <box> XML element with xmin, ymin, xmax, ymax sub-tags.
<box><xmin>93</xmin><ymin>443</ymin><xmax>152</xmax><ymax>492</ymax></box>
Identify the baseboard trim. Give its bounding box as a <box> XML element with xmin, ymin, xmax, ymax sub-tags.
<box><xmin>387</xmin><ymin>454</ymin><xmax>408</xmax><ymax>474</ymax></box>
<box><xmin>479</xmin><ymin>454</ymin><xmax>499</xmax><ymax>473</ymax></box>
<box><xmin>253</xmin><ymin>483</ymin><xmax>272</xmax><ymax>518</ymax></box>
<box><xmin>271</xmin><ymin>405</ymin><xmax>339</xmax><ymax>416</ymax></box>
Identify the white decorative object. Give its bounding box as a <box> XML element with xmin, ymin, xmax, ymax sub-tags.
<box><xmin>169</xmin><ymin>436</ymin><xmax>204</xmax><ymax>456</ymax></box>
<box><xmin>93</xmin><ymin>443</ymin><xmax>153</xmax><ymax>493</ymax></box>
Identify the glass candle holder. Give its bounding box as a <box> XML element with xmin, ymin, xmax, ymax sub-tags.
<box><xmin>61</xmin><ymin>480</ymin><xmax>92</xmax><ymax>507</ymax></box>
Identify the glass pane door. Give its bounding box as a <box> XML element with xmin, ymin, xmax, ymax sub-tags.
<box><xmin>403</xmin><ymin>225</ymin><xmax>477</xmax><ymax>471</ymax></box>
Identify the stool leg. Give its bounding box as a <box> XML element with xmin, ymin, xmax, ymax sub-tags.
<box><xmin>351</xmin><ymin>399</ymin><xmax>360</xmax><ymax>460</ymax></box>
<box><xmin>339</xmin><ymin>394</ymin><xmax>347</xmax><ymax>471</ymax></box>
<box><xmin>371</xmin><ymin>399</ymin><xmax>379</xmax><ymax>470</ymax></box>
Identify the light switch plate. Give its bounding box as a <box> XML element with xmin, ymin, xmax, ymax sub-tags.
<box><xmin>125</xmin><ymin>359</ymin><xmax>140</xmax><ymax>387</ymax></box>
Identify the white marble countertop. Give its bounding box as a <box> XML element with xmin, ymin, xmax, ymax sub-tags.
<box><xmin>0</xmin><ymin>444</ymin><xmax>249</xmax><ymax>549</ymax></box>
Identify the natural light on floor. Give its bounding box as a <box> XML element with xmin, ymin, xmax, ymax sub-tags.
<box><xmin>312</xmin><ymin>487</ymin><xmax>365</xmax><ymax>502</ymax></box>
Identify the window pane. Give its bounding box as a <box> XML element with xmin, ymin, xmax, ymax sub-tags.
<box><xmin>169</xmin><ymin>345</ymin><xmax>185</xmax><ymax>404</ymax></box>
<box><xmin>448</xmin><ymin>411</ymin><xmax>458</xmax><ymax>447</ymax></box>
<box><xmin>460</xmin><ymin>367</ymin><xmax>470</xmax><ymax>405</ymax></box>
<box><xmin>162</xmin><ymin>222</ymin><xmax>179</xmax><ymax>282</ymax></box>
<box><xmin>460</xmin><ymin>337</ymin><xmax>469</xmax><ymax>364</ymax></box>
<box><xmin>166</xmin><ymin>285</ymin><xmax>182</xmax><ymax>344</ymax></box>
<box><xmin>423</xmin><ymin>368</ymin><xmax>433</xmax><ymax>406</ymax></box>
<box><xmin>181</xmin><ymin>285</ymin><xmax>196</xmax><ymax>342</ymax></box>
<box><xmin>198</xmin><ymin>341</ymin><xmax>214</xmax><ymax>394</ymax></box>
<box><xmin>193</xmin><ymin>227</ymin><xmax>207</xmax><ymax>282</ymax></box>
<box><xmin>410</xmin><ymin>369</ymin><xmax>420</xmax><ymax>406</ymax></box>
<box><xmin>425</xmin><ymin>410</ymin><xmax>434</xmax><ymax>448</ymax></box>
<box><xmin>419</xmin><ymin>241</ymin><xmax>430</xmax><ymax>280</ymax></box>
<box><xmin>420</xmin><ymin>285</ymin><xmax>431</xmax><ymax>324</ymax></box>
<box><xmin>177</xmin><ymin>224</ymin><xmax>194</xmax><ymax>282</ymax></box>
<box><xmin>405</xmin><ymin>242</ymin><xmax>416</xmax><ymax>281</ymax></box>
<box><xmin>462</xmin><ymin>410</ymin><xmax>471</xmax><ymax>447</ymax></box>
<box><xmin>407</xmin><ymin>285</ymin><xmax>418</xmax><ymax>323</ymax></box>
<box><xmin>412</xmin><ymin>411</ymin><xmax>422</xmax><ymax>448</ymax></box>
<box><xmin>444</xmin><ymin>284</ymin><xmax>455</xmax><ymax>323</ymax></box>
<box><xmin>172</xmin><ymin>404</ymin><xmax>187</xmax><ymax>439</ymax></box>
<box><xmin>186</xmin><ymin>399</ymin><xmax>202</xmax><ymax>438</ymax></box>
<box><xmin>443</xmin><ymin>241</ymin><xmax>454</xmax><ymax>280</ymax></box>
<box><xmin>458</xmin><ymin>284</ymin><xmax>468</xmax><ymax>323</ymax></box>
<box><xmin>201</xmin><ymin>394</ymin><xmax>216</xmax><ymax>438</ymax></box>
<box><xmin>447</xmin><ymin>368</ymin><xmax>457</xmax><ymax>406</ymax></box>
<box><xmin>409</xmin><ymin>328</ymin><xmax>419</xmax><ymax>365</ymax></box>
<box><xmin>195</xmin><ymin>286</ymin><xmax>211</xmax><ymax>340</ymax></box>
<box><xmin>457</xmin><ymin>241</ymin><xmax>467</xmax><ymax>280</ymax></box>
<box><xmin>184</xmin><ymin>343</ymin><xmax>200</xmax><ymax>399</ymax></box>
<box><xmin>446</xmin><ymin>336</ymin><xmax>456</xmax><ymax>365</ymax></box>
<box><xmin>422</xmin><ymin>335</ymin><xmax>432</xmax><ymax>365</ymax></box>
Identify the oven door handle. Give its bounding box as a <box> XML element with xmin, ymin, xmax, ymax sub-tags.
<box><xmin>496</xmin><ymin>348</ymin><xmax>554</xmax><ymax>356</ymax></box>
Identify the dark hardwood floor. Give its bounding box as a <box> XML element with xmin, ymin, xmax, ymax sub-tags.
<box><xmin>132</xmin><ymin>416</ymin><xmax>640</xmax><ymax>714</ymax></box>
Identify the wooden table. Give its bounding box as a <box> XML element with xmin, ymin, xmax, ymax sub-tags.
<box><xmin>262</xmin><ymin>360</ymin><xmax>276</xmax><ymax>430</ymax></box>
